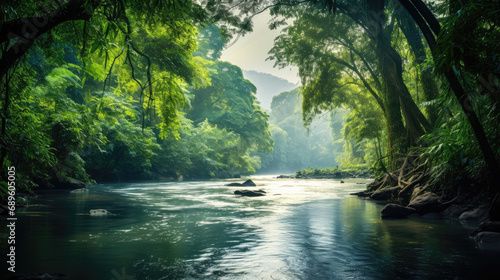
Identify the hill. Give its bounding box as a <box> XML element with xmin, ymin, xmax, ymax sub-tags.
<box><xmin>242</xmin><ymin>70</ymin><xmax>298</xmax><ymax>111</ymax></box>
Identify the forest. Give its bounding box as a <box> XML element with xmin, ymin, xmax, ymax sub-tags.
<box><xmin>1</xmin><ymin>0</ymin><xmax>500</xmax><ymax>279</ymax></box>
<box><xmin>1</xmin><ymin>0</ymin><xmax>500</xmax><ymax>217</ymax></box>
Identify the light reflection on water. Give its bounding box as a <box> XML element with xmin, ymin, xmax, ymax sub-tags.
<box><xmin>3</xmin><ymin>177</ymin><xmax>500</xmax><ymax>279</ymax></box>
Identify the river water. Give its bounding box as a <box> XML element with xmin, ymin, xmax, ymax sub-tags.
<box><xmin>3</xmin><ymin>176</ymin><xmax>500</xmax><ymax>279</ymax></box>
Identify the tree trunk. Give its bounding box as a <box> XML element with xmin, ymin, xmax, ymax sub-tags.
<box><xmin>377</xmin><ymin>39</ymin><xmax>406</xmax><ymax>169</ymax></box>
<box><xmin>367</xmin><ymin>0</ymin><xmax>431</xmax><ymax>169</ymax></box>
<box><xmin>398</xmin><ymin>0</ymin><xmax>500</xmax><ymax>187</ymax></box>
<box><xmin>398</xmin><ymin>9</ymin><xmax>439</xmax><ymax>125</ymax></box>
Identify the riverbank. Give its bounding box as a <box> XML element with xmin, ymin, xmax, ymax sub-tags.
<box><xmin>276</xmin><ymin>168</ymin><xmax>374</xmax><ymax>179</ymax></box>
<box><xmin>347</xmin><ymin>156</ymin><xmax>500</xmax><ymax>249</ymax></box>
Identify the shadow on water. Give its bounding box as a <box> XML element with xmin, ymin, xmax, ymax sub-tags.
<box><xmin>2</xmin><ymin>178</ymin><xmax>499</xmax><ymax>279</ymax></box>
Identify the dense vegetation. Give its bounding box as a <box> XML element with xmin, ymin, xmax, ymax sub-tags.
<box><xmin>1</xmin><ymin>0</ymin><xmax>499</xmax><ymax>219</ymax></box>
<box><xmin>0</xmin><ymin>1</ymin><xmax>277</xmax><ymax>200</ymax></box>
<box><xmin>266</xmin><ymin>0</ymin><xmax>499</xmax><ymax>217</ymax></box>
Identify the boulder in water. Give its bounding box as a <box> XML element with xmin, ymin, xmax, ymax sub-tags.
<box><xmin>225</xmin><ymin>179</ymin><xmax>256</xmax><ymax>187</ymax></box>
<box><xmin>473</xmin><ymin>232</ymin><xmax>500</xmax><ymax>250</ymax></box>
<box><xmin>89</xmin><ymin>209</ymin><xmax>114</xmax><ymax>216</ymax></box>
<box><xmin>407</xmin><ymin>192</ymin><xmax>445</xmax><ymax>215</ymax></box>
<box><xmin>234</xmin><ymin>189</ymin><xmax>265</xmax><ymax>197</ymax></box>
<box><xmin>381</xmin><ymin>204</ymin><xmax>416</xmax><ymax>219</ymax></box>
<box><xmin>277</xmin><ymin>175</ymin><xmax>295</xmax><ymax>179</ymax></box>
<box><xmin>241</xmin><ymin>179</ymin><xmax>256</xmax><ymax>186</ymax></box>
<box><xmin>459</xmin><ymin>206</ymin><xmax>489</xmax><ymax>221</ymax></box>
<box><xmin>470</xmin><ymin>221</ymin><xmax>500</xmax><ymax>236</ymax></box>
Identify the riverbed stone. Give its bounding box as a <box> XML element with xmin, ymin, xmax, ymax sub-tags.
<box><xmin>234</xmin><ymin>189</ymin><xmax>265</xmax><ymax>197</ymax></box>
<box><xmin>473</xmin><ymin>231</ymin><xmax>500</xmax><ymax>250</ymax></box>
<box><xmin>471</xmin><ymin>221</ymin><xmax>500</xmax><ymax>236</ymax></box>
<box><xmin>459</xmin><ymin>206</ymin><xmax>489</xmax><ymax>221</ymax></box>
<box><xmin>225</xmin><ymin>179</ymin><xmax>256</xmax><ymax>187</ymax></box>
<box><xmin>89</xmin><ymin>209</ymin><xmax>114</xmax><ymax>216</ymax></box>
<box><xmin>371</xmin><ymin>187</ymin><xmax>401</xmax><ymax>201</ymax></box>
<box><xmin>407</xmin><ymin>192</ymin><xmax>444</xmax><ymax>215</ymax></box>
<box><xmin>241</xmin><ymin>179</ymin><xmax>256</xmax><ymax>186</ymax></box>
<box><xmin>277</xmin><ymin>175</ymin><xmax>295</xmax><ymax>179</ymax></box>
<box><xmin>381</xmin><ymin>204</ymin><xmax>416</xmax><ymax>219</ymax></box>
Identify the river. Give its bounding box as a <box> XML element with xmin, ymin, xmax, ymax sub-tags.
<box><xmin>2</xmin><ymin>176</ymin><xmax>499</xmax><ymax>279</ymax></box>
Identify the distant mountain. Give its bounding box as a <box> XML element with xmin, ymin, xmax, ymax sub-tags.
<box><xmin>243</xmin><ymin>70</ymin><xmax>298</xmax><ymax>111</ymax></box>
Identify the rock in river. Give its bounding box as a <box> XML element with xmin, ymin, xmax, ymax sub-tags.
<box><xmin>473</xmin><ymin>232</ymin><xmax>500</xmax><ymax>250</ymax></box>
<box><xmin>225</xmin><ymin>179</ymin><xmax>256</xmax><ymax>187</ymax></box>
<box><xmin>459</xmin><ymin>205</ymin><xmax>489</xmax><ymax>221</ymax></box>
<box><xmin>470</xmin><ymin>221</ymin><xmax>500</xmax><ymax>236</ymax></box>
<box><xmin>407</xmin><ymin>192</ymin><xmax>445</xmax><ymax>215</ymax></box>
<box><xmin>234</xmin><ymin>189</ymin><xmax>266</xmax><ymax>197</ymax></box>
<box><xmin>89</xmin><ymin>209</ymin><xmax>114</xmax><ymax>216</ymax></box>
<box><xmin>381</xmin><ymin>204</ymin><xmax>416</xmax><ymax>219</ymax></box>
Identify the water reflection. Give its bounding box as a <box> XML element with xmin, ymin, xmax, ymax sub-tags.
<box><xmin>3</xmin><ymin>178</ymin><xmax>499</xmax><ymax>279</ymax></box>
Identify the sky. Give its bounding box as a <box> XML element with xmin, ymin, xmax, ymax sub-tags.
<box><xmin>220</xmin><ymin>11</ymin><xmax>301</xmax><ymax>85</ymax></box>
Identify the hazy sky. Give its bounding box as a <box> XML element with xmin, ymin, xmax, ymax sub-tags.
<box><xmin>220</xmin><ymin>11</ymin><xmax>301</xmax><ymax>85</ymax></box>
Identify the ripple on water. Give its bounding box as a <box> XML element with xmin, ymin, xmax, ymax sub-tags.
<box><xmin>11</xmin><ymin>177</ymin><xmax>500</xmax><ymax>280</ymax></box>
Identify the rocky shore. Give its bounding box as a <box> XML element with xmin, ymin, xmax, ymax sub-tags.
<box><xmin>351</xmin><ymin>166</ymin><xmax>500</xmax><ymax>249</ymax></box>
<box><xmin>277</xmin><ymin>170</ymin><xmax>373</xmax><ymax>179</ymax></box>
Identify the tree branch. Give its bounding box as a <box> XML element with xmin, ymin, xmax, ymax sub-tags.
<box><xmin>0</xmin><ymin>0</ymin><xmax>94</xmax><ymax>80</ymax></box>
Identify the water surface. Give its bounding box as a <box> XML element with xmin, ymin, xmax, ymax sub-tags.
<box><xmin>2</xmin><ymin>177</ymin><xmax>499</xmax><ymax>279</ymax></box>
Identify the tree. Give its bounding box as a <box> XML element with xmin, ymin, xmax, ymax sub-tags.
<box><xmin>397</xmin><ymin>0</ymin><xmax>500</xmax><ymax>182</ymax></box>
<box><xmin>269</xmin><ymin>1</ymin><xmax>429</xmax><ymax>169</ymax></box>
<box><xmin>186</xmin><ymin>61</ymin><xmax>273</xmax><ymax>153</ymax></box>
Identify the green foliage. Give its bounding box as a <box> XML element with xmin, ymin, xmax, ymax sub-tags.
<box><xmin>152</xmin><ymin>117</ymin><xmax>262</xmax><ymax>179</ymax></box>
<box><xmin>417</xmin><ymin>85</ymin><xmax>500</xmax><ymax>185</ymax></box>
<box><xmin>82</xmin><ymin>93</ymin><xmax>160</xmax><ymax>181</ymax></box>
<box><xmin>268</xmin><ymin>3</ymin><xmax>389</xmax><ymax>170</ymax></box>
<box><xmin>413</xmin><ymin>0</ymin><xmax>500</xmax><ymax>187</ymax></box>
<box><xmin>186</xmin><ymin>61</ymin><xmax>273</xmax><ymax>153</ymax></box>
<box><xmin>0</xmin><ymin>14</ymin><xmax>273</xmax><ymax>186</ymax></box>
<box><xmin>434</xmin><ymin>0</ymin><xmax>500</xmax><ymax>77</ymax></box>
<box><xmin>194</xmin><ymin>25</ymin><xmax>228</xmax><ymax>60</ymax></box>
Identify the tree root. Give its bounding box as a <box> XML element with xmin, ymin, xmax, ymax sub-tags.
<box><xmin>366</xmin><ymin>153</ymin><xmax>432</xmax><ymax>205</ymax></box>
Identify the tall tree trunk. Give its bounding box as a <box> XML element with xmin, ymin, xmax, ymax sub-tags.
<box><xmin>368</xmin><ymin>0</ymin><xmax>431</xmax><ymax>168</ymax></box>
<box><xmin>377</xmin><ymin>39</ymin><xmax>406</xmax><ymax>169</ymax></box>
<box><xmin>398</xmin><ymin>9</ymin><xmax>439</xmax><ymax>125</ymax></box>
<box><xmin>375</xmin><ymin>16</ymin><xmax>431</xmax><ymax>146</ymax></box>
<box><xmin>397</xmin><ymin>0</ymin><xmax>500</xmax><ymax>187</ymax></box>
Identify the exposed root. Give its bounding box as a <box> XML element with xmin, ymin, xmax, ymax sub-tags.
<box><xmin>366</xmin><ymin>153</ymin><xmax>431</xmax><ymax>205</ymax></box>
